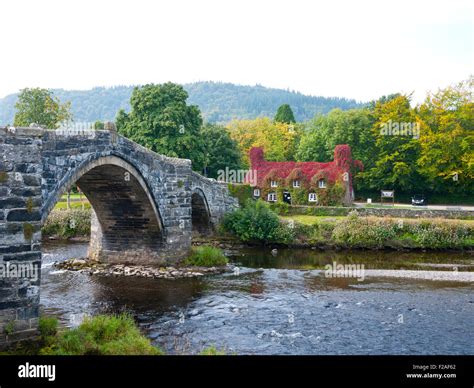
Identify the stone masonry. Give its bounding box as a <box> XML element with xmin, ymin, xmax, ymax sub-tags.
<box><xmin>0</xmin><ymin>126</ymin><xmax>238</xmax><ymax>348</ymax></box>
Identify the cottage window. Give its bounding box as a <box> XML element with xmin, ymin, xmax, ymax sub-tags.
<box><xmin>253</xmin><ymin>188</ymin><xmax>260</xmax><ymax>197</ymax></box>
<box><xmin>270</xmin><ymin>180</ymin><xmax>278</xmax><ymax>188</ymax></box>
<box><xmin>293</xmin><ymin>180</ymin><xmax>300</xmax><ymax>188</ymax></box>
<box><xmin>308</xmin><ymin>193</ymin><xmax>317</xmax><ymax>202</ymax></box>
<box><xmin>267</xmin><ymin>192</ymin><xmax>277</xmax><ymax>202</ymax></box>
<box><xmin>318</xmin><ymin>179</ymin><xmax>326</xmax><ymax>189</ymax></box>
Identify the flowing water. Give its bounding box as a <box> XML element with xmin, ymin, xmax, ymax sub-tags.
<box><xmin>41</xmin><ymin>242</ymin><xmax>474</xmax><ymax>355</ymax></box>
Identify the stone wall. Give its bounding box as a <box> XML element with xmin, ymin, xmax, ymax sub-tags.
<box><xmin>354</xmin><ymin>207</ymin><xmax>474</xmax><ymax>219</ymax></box>
<box><xmin>282</xmin><ymin>205</ymin><xmax>474</xmax><ymax>219</ymax></box>
<box><xmin>0</xmin><ymin>127</ymin><xmax>43</xmax><ymax>348</ymax></box>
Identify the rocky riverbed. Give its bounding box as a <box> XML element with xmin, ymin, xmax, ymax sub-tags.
<box><xmin>54</xmin><ymin>258</ymin><xmax>231</xmax><ymax>279</ymax></box>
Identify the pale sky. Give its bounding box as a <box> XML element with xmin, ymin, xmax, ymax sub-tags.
<box><xmin>1</xmin><ymin>0</ymin><xmax>472</xmax><ymax>103</ymax></box>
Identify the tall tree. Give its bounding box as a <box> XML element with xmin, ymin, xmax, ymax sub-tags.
<box><xmin>357</xmin><ymin>95</ymin><xmax>423</xmax><ymax>192</ymax></box>
<box><xmin>296</xmin><ymin>108</ymin><xmax>376</xmax><ymax>164</ymax></box>
<box><xmin>93</xmin><ymin>120</ymin><xmax>104</xmax><ymax>129</ymax></box>
<box><xmin>274</xmin><ymin>104</ymin><xmax>296</xmax><ymax>123</ymax></box>
<box><xmin>116</xmin><ymin>83</ymin><xmax>206</xmax><ymax>171</ymax></box>
<box><xmin>201</xmin><ymin>123</ymin><xmax>242</xmax><ymax>178</ymax></box>
<box><xmin>226</xmin><ymin>117</ymin><xmax>301</xmax><ymax>167</ymax></box>
<box><xmin>417</xmin><ymin>77</ymin><xmax>473</xmax><ymax>194</ymax></box>
<box><xmin>14</xmin><ymin>88</ymin><xmax>72</xmax><ymax>128</ymax></box>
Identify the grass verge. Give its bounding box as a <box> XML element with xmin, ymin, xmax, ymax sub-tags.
<box><xmin>184</xmin><ymin>246</ymin><xmax>228</xmax><ymax>267</ymax></box>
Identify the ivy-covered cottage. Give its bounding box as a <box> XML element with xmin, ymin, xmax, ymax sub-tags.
<box><xmin>248</xmin><ymin>145</ymin><xmax>363</xmax><ymax>206</ymax></box>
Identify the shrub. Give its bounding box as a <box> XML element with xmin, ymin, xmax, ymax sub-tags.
<box><xmin>331</xmin><ymin>213</ymin><xmax>473</xmax><ymax>249</ymax></box>
<box><xmin>270</xmin><ymin>201</ymin><xmax>290</xmax><ymax>215</ymax></box>
<box><xmin>222</xmin><ymin>199</ymin><xmax>295</xmax><ymax>244</ymax></box>
<box><xmin>39</xmin><ymin>316</ymin><xmax>58</xmax><ymax>338</ymax></box>
<box><xmin>184</xmin><ymin>246</ymin><xmax>228</xmax><ymax>267</ymax></box>
<box><xmin>332</xmin><ymin>212</ymin><xmax>398</xmax><ymax>248</ymax></box>
<box><xmin>38</xmin><ymin>316</ymin><xmax>58</xmax><ymax>348</ymax></box>
<box><xmin>43</xmin><ymin>314</ymin><xmax>162</xmax><ymax>355</ymax></box>
<box><xmin>42</xmin><ymin>209</ymin><xmax>91</xmax><ymax>239</ymax></box>
<box><xmin>227</xmin><ymin>184</ymin><xmax>253</xmax><ymax>206</ymax></box>
<box><xmin>4</xmin><ymin>321</ymin><xmax>14</xmax><ymax>336</ymax></box>
<box><xmin>407</xmin><ymin>220</ymin><xmax>473</xmax><ymax>248</ymax></box>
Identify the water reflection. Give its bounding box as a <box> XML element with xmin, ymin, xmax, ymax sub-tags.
<box><xmin>232</xmin><ymin>247</ymin><xmax>474</xmax><ymax>271</ymax></box>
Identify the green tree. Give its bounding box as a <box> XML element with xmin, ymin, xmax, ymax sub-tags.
<box><xmin>93</xmin><ymin>120</ymin><xmax>104</xmax><ymax>129</ymax></box>
<box><xmin>296</xmin><ymin>108</ymin><xmax>376</xmax><ymax>166</ymax></box>
<box><xmin>274</xmin><ymin>104</ymin><xmax>296</xmax><ymax>123</ymax></box>
<box><xmin>227</xmin><ymin>117</ymin><xmax>301</xmax><ymax>167</ymax></box>
<box><xmin>417</xmin><ymin>77</ymin><xmax>473</xmax><ymax>194</ymax></box>
<box><xmin>201</xmin><ymin>123</ymin><xmax>242</xmax><ymax>178</ymax></box>
<box><xmin>116</xmin><ymin>83</ymin><xmax>206</xmax><ymax>171</ymax></box>
<box><xmin>115</xmin><ymin>109</ymin><xmax>129</xmax><ymax>132</ymax></box>
<box><xmin>14</xmin><ymin>88</ymin><xmax>72</xmax><ymax>128</ymax></box>
<box><xmin>358</xmin><ymin>95</ymin><xmax>423</xmax><ymax>192</ymax></box>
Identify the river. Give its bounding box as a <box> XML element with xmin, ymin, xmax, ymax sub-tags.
<box><xmin>41</xmin><ymin>242</ymin><xmax>474</xmax><ymax>355</ymax></box>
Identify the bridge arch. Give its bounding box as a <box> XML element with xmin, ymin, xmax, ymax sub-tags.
<box><xmin>191</xmin><ymin>187</ymin><xmax>213</xmax><ymax>236</ymax></box>
<box><xmin>42</xmin><ymin>154</ymin><xmax>166</xmax><ymax>264</ymax></box>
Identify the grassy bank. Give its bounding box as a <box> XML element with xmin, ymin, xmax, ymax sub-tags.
<box><xmin>184</xmin><ymin>245</ymin><xmax>229</xmax><ymax>266</ymax></box>
<box><xmin>282</xmin><ymin>212</ymin><xmax>474</xmax><ymax>250</ymax></box>
<box><xmin>2</xmin><ymin>314</ymin><xmax>226</xmax><ymax>356</ymax></box>
<box><xmin>2</xmin><ymin>314</ymin><xmax>161</xmax><ymax>356</ymax></box>
<box><xmin>221</xmin><ymin>201</ymin><xmax>474</xmax><ymax>250</ymax></box>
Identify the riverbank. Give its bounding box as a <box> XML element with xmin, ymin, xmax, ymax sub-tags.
<box><xmin>280</xmin><ymin>213</ymin><xmax>474</xmax><ymax>250</ymax></box>
<box><xmin>1</xmin><ymin>313</ymin><xmax>227</xmax><ymax>355</ymax></box>
<box><xmin>221</xmin><ymin>201</ymin><xmax>474</xmax><ymax>251</ymax></box>
<box><xmin>43</xmin><ymin>207</ymin><xmax>474</xmax><ymax>252</ymax></box>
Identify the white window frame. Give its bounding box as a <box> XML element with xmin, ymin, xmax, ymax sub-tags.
<box><xmin>267</xmin><ymin>192</ymin><xmax>277</xmax><ymax>202</ymax></box>
<box><xmin>270</xmin><ymin>180</ymin><xmax>278</xmax><ymax>188</ymax></box>
<box><xmin>308</xmin><ymin>193</ymin><xmax>317</xmax><ymax>202</ymax></box>
<box><xmin>293</xmin><ymin>180</ymin><xmax>300</xmax><ymax>188</ymax></box>
<box><xmin>318</xmin><ymin>179</ymin><xmax>326</xmax><ymax>189</ymax></box>
<box><xmin>253</xmin><ymin>188</ymin><xmax>260</xmax><ymax>197</ymax></box>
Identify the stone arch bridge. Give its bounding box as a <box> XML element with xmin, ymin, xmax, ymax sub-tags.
<box><xmin>0</xmin><ymin>126</ymin><xmax>237</xmax><ymax>346</ymax></box>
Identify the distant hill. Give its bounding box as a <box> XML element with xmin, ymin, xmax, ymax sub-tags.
<box><xmin>0</xmin><ymin>81</ymin><xmax>363</xmax><ymax>125</ymax></box>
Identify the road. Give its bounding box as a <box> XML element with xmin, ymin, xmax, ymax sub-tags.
<box><xmin>353</xmin><ymin>202</ymin><xmax>474</xmax><ymax>211</ymax></box>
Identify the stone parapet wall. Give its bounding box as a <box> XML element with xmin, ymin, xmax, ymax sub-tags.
<box><xmin>282</xmin><ymin>205</ymin><xmax>474</xmax><ymax>219</ymax></box>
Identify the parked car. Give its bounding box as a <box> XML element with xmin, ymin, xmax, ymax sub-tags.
<box><xmin>411</xmin><ymin>194</ymin><xmax>427</xmax><ymax>206</ymax></box>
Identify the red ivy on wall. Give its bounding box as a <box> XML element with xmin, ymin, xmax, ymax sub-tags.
<box><xmin>247</xmin><ymin>145</ymin><xmax>363</xmax><ymax>190</ymax></box>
